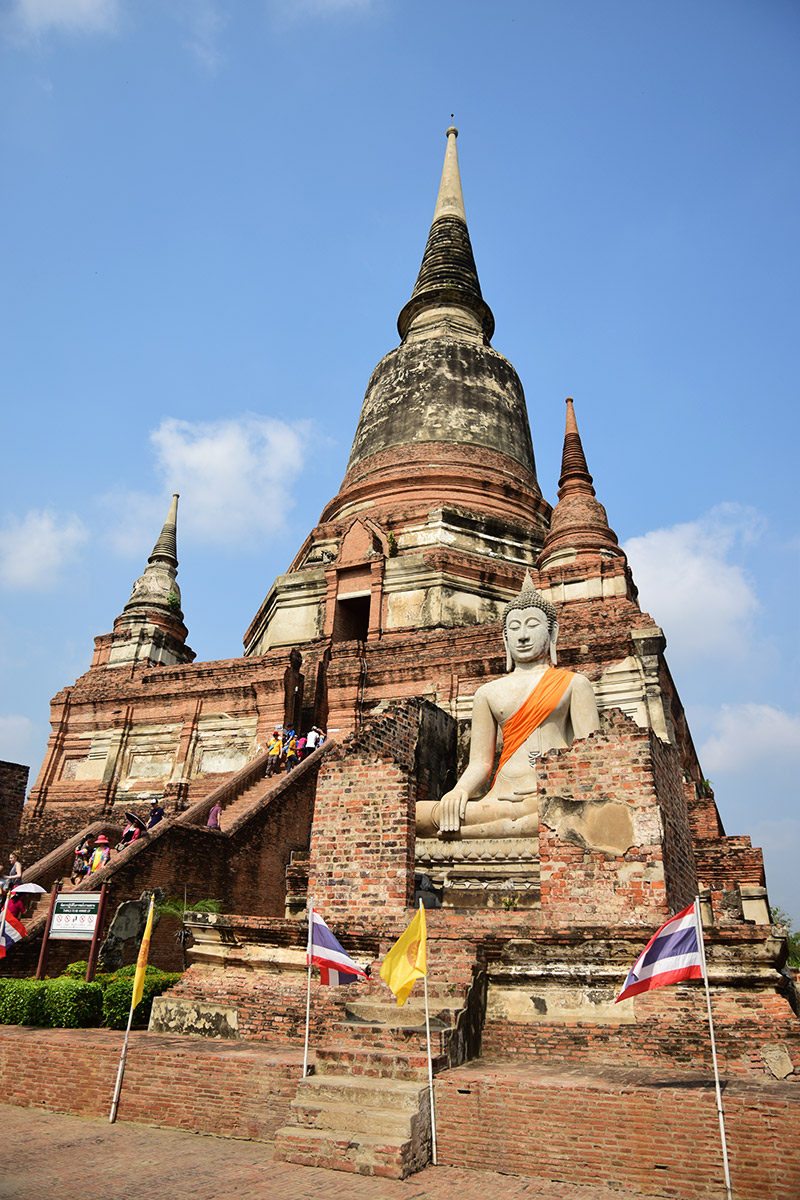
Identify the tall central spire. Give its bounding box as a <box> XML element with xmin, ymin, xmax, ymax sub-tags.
<box><xmin>244</xmin><ymin>128</ymin><xmax>550</xmax><ymax>657</ymax></box>
<box><xmin>397</xmin><ymin>126</ymin><xmax>495</xmax><ymax>342</ymax></box>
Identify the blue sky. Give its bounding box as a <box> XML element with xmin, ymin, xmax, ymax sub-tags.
<box><xmin>1</xmin><ymin>1</ymin><xmax>798</xmax><ymax>922</ymax></box>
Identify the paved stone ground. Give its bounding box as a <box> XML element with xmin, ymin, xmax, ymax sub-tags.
<box><xmin>3</xmin><ymin>1104</ymin><xmax>670</xmax><ymax>1200</ymax></box>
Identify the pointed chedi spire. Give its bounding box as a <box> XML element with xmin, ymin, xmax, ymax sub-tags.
<box><xmin>538</xmin><ymin>399</ymin><xmax>624</xmax><ymax>570</ymax></box>
<box><xmin>124</xmin><ymin>494</ymin><xmax>184</xmax><ymax>617</ymax></box>
<box><xmin>99</xmin><ymin>493</ymin><xmax>195</xmax><ymax>669</ymax></box>
<box><xmin>321</xmin><ymin>126</ymin><xmax>545</xmax><ymax>535</ymax></box>
<box><xmin>148</xmin><ymin>491</ymin><xmax>179</xmax><ymax>567</ymax></box>
<box><xmin>397</xmin><ymin>126</ymin><xmax>495</xmax><ymax>342</ymax></box>
<box><xmin>245</xmin><ymin>128</ymin><xmax>551</xmax><ymax>657</ymax></box>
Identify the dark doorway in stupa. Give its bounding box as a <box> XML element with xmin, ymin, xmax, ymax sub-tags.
<box><xmin>333</xmin><ymin>594</ymin><xmax>370</xmax><ymax>643</ymax></box>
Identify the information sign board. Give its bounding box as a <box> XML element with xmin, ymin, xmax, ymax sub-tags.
<box><xmin>49</xmin><ymin>893</ymin><xmax>102</xmax><ymax>941</ymax></box>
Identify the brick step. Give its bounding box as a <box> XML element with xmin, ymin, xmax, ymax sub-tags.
<box><xmin>288</xmin><ymin>1094</ymin><xmax>423</xmax><ymax>1138</ymax></box>
<box><xmin>218</xmin><ymin>782</ymin><xmax>272</xmax><ymax>829</ymax></box>
<box><xmin>273</xmin><ymin>1124</ymin><xmax>418</xmax><ymax>1179</ymax></box>
<box><xmin>333</xmin><ymin>1021</ymin><xmax>451</xmax><ymax>1058</ymax></box>
<box><xmin>344</xmin><ymin>998</ymin><xmax>461</xmax><ymax>1025</ymax></box>
<box><xmin>314</xmin><ymin>1045</ymin><xmax>446</xmax><ymax>1080</ymax></box>
<box><xmin>295</xmin><ymin>1073</ymin><xmax>423</xmax><ymax>1109</ymax></box>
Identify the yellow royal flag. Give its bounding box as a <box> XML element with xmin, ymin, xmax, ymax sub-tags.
<box><xmin>380</xmin><ymin>905</ymin><xmax>427</xmax><ymax>1006</ymax></box>
<box><xmin>131</xmin><ymin>897</ymin><xmax>155</xmax><ymax>1010</ymax></box>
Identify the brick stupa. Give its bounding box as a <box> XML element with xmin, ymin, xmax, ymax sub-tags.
<box><xmin>4</xmin><ymin>128</ymin><xmax>798</xmax><ymax>1199</ymax></box>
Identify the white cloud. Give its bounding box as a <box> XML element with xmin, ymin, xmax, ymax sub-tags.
<box><xmin>181</xmin><ymin>0</ymin><xmax>226</xmax><ymax>71</ymax></box>
<box><xmin>107</xmin><ymin>414</ymin><xmax>309</xmax><ymax>554</ymax></box>
<box><xmin>11</xmin><ymin>0</ymin><xmax>120</xmax><ymax>35</ymax></box>
<box><xmin>0</xmin><ymin>509</ymin><xmax>88</xmax><ymax>590</ymax></box>
<box><xmin>623</xmin><ymin>504</ymin><xmax>762</xmax><ymax>663</ymax></box>
<box><xmin>0</xmin><ymin>714</ymin><xmax>37</xmax><ymax>765</ymax></box>
<box><xmin>700</xmin><ymin>703</ymin><xmax>800</xmax><ymax>774</ymax></box>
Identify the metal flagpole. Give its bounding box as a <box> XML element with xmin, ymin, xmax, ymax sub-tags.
<box><xmin>109</xmin><ymin>991</ymin><xmax>136</xmax><ymax>1123</ymax></box>
<box><xmin>693</xmin><ymin>895</ymin><xmax>733</xmax><ymax>1200</ymax></box>
<box><xmin>420</xmin><ymin>899</ymin><xmax>438</xmax><ymax>1166</ymax></box>
<box><xmin>302</xmin><ymin>897</ymin><xmax>313</xmax><ymax>1079</ymax></box>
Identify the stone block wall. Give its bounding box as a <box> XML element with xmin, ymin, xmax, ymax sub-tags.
<box><xmin>482</xmin><ymin>980</ymin><xmax>800</xmax><ymax>1077</ymax></box>
<box><xmin>0</xmin><ymin>760</ymin><xmax>27</xmax><ymax>863</ymax></box>
<box><xmin>307</xmin><ymin>703</ymin><xmax>423</xmax><ymax>918</ymax></box>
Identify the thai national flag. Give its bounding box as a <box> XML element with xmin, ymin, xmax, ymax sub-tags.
<box><xmin>616</xmin><ymin>903</ymin><xmax>704</xmax><ymax>1002</ymax></box>
<box><xmin>0</xmin><ymin>912</ymin><xmax>26</xmax><ymax>959</ymax></box>
<box><xmin>308</xmin><ymin>908</ymin><xmax>368</xmax><ymax>986</ymax></box>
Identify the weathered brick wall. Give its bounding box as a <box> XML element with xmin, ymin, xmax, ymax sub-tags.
<box><xmin>169</xmin><ymin>965</ymin><xmax>355</xmax><ymax>1043</ymax></box>
<box><xmin>226</xmin><ymin>767</ymin><xmax>317</xmax><ymax>917</ymax></box>
<box><xmin>0</xmin><ymin>760</ymin><xmax>27</xmax><ymax>863</ymax></box>
<box><xmin>537</xmin><ymin>710</ymin><xmax>668</xmax><ymax>924</ymax></box>
<box><xmin>0</xmin><ymin>1026</ymin><xmax>298</xmax><ymax>1140</ymax></box>
<box><xmin>435</xmin><ymin>1058</ymin><xmax>800</xmax><ymax>1200</ymax></box>
<box><xmin>482</xmin><ymin>982</ymin><xmax>800</xmax><ymax>1077</ymax></box>
<box><xmin>7</xmin><ymin>763</ymin><xmax>322</xmax><ymax>978</ymax></box>
<box><xmin>649</xmin><ymin>729</ymin><xmax>698</xmax><ymax>910</ymax></box>
<box><xmin>307</xmin><ymin>702</ymin><xmax>423</xmax><ymax>918</ymax></box>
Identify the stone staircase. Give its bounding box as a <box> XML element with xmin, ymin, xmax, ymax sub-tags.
<box><xmin>274</xmin><ymin>934</ymin><xmax>484</xmax><ymax>1178</ymax></box>
<box><xmin>217</xmin><ymin>769</ymin><xmax>291</xmax><ymax>830</ymax></box>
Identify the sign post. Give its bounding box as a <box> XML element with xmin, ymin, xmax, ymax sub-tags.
<box><xmin>35</xmin><ymin>890</ymin><xmax>105</xmax><ymax>980</ymax></box>
<box><xmin>35</xmin><ymin>885</ymin><xmax>60</xmax><ymax>980</ymax></box>
<box><xmin>85</xmin><ymin>884</ymin><xmax>108</xmax><ymax>982</ymax></box>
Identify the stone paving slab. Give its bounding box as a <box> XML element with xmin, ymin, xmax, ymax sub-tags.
<box><xmin>3</xmin><ymin>1103</ymin><xmax>670</xmax><ymax>1200</ymax></box>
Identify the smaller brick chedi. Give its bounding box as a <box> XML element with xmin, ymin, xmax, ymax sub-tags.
<box><xmin>8</xmin><ymin>128</ymin><xmax>797</xmax><ymax>1194</ymax></box>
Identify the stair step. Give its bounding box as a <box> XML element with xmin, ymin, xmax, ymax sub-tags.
<box><xmin>344</xmin><ymin>999</ymin><xmax>460</xmax><ymax>1025</ymax></box>
<box><xmin>274</xmin><ymin>1124</ymin><xmax>417</xmax><ymax>1179</ymax></box>
<box><xmin>332</xmin><ymin>1021</ymin><xmax>451</xmax><ymax>1058</ymax></box>
<box><xmin>289</xmin><ymin>1095</ymin><xmax>420</xmax><ymax>1137</ymax></box>
<box><xmin>314</xmin><ymin>1046</ymin><xmax>446</xmax><ymax>1080</ymax></box>
<box><xmin>297</xmin><ymin>1074</ymin><xmax>424</xmax><ymax>1108</ymax></box>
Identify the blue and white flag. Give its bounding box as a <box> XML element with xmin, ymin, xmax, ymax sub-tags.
<box><xmin>616</xmin><ymin>903</ymin><xmax>704</xmax><ymax>1002</ymax></box>
<box><xmin>307</xmin><ymin>908</ymin><xmax>368</xmax><ymax>986</ymax></box>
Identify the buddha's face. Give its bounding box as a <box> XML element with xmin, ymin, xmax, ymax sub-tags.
<box><xmin>504</xmin><ymin>605</ymin><xmax>551</xmax><ymax>665</ymax></box>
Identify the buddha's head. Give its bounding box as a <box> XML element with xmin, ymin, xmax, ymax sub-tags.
<box><xmin>502</xmin><ymin>576</ymin><xmax>558</xmax><ymax>670</ymax></box>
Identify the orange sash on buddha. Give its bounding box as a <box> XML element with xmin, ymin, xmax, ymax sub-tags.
<box><xmin>491</xmin><ymin>666</ymin><xmax>574</xmax><ymax>786</ymax></box>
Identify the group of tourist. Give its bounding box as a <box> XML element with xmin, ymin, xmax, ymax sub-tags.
<box><xmin>70</xmin><ymin>834</ymin><xmax>111</xmax><ymax>884</ymax></box>
<box><xmin>69</xmin><ymin>799</ymin><xmax>167</xmax><ymax>884</ymax></box>
<box><xmin>264</xmin><ymin>725</ymin><xmax>326</xmax><ymax>777</ymax></box>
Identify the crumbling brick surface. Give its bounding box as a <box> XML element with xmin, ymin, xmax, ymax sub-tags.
<box><xmin>435</xmin><ymin>1058</ymin><xmax>800</xmax><ymax>1200</ymax></box>
<box><xmin>0</xmin><ymin>760</ymin><xmax>27</xmax><ymax>863</ymax></box>
<box><xmin>0</xmin><ymin>1026</ymin><xmax>298</xmax><ymax>1140</ymax></box>
<box><xmin>482</xmin><ymin>983</ymin><xmax>800</xmax><ymax>1077</ymax></box>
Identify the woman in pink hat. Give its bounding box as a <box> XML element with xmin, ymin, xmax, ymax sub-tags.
<box><xmin>88</xmin><ymin>835</ymin><xmax>111</xmax><ymax>874</ymax></box>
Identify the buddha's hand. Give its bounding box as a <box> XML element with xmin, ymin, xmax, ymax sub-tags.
<box><xmin>436</xmin><ymin>786</ymin><xmax>470</xmax><ymax>836</ymax></box>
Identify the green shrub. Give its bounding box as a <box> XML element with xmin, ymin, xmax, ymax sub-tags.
<box><xmin>60</xmin><ymin>960</ymin><xmax>90</xmax><ymax>980</ymax></box>
<box><xmin>43</xmin><ymin>979</ymin><xmax>103</xmax><ymax>1028</ymax></box>
<box><xmin>0</xmin><ymin>966</ymin><xmax>180</xmax><ymax>1029</ymax></box>
<box><xmin>102</xmin><ymin>969</ymin><xmax>181</xmax><ymax>1030</ymax></box>
<box><xmin>0</xmin><ymin>979</ymin><xmax>47</xmax><ymax>1026</ymax></box>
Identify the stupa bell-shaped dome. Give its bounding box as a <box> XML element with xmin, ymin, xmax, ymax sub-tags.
<box><xmin>322</xmin><ymin>127</ymin><xmax>547</xmax><ymax>534</ymax></box>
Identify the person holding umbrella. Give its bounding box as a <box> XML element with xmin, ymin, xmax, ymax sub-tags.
<box><xmin>116</xmin><ymin>811</ymin><xmax>148</xmax><ymax>851</ymax></box>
